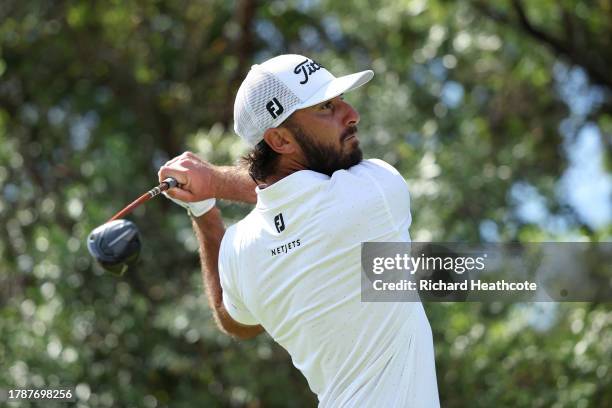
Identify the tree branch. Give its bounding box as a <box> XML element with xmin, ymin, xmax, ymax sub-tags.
<box><xmin>221</xmin><ymin>0</ymin><xmax>258</xmax><ymax>126</ymax></box>
<box><xmin>472</xmin><ymin>0</ymin><xmax>612</xmax><ymax>92</ymax></box>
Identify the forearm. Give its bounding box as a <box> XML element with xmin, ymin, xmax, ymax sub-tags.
<box><xmin>192</xmin><ymin>208</ymin><xmax>263</xmax><ymax>339</ymax></box>
<box><xmin>212</xmin><ymin>165</ymin><xmax>257</xmax><ymax>204</ymax></box>
<box><xmin>158</xmin><ymin>152</ymin><xmax>256</xmax><ymax>205</ymax></box>
<box><xmin>193</xmin><ymin>208</ymin><xmax>225</xmax><ymax>308</ymax></box>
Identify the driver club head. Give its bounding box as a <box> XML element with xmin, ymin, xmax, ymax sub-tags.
<box><xmin>87</xmin><ymin>219</ymin><xmax>141</xmax><ymax>276</ymax></box>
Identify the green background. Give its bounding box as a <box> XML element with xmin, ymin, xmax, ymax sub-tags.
<box><xmin>1</xmin><ymin>1</ymin><xmax>610</xmax><ymax>406</ymax></box>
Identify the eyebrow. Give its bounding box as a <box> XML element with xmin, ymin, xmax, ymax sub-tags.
<box><xmin>315</xmin><ymin>94</ymin><xmax>345</xmax><ymax>109</ymax></box>
<box><xmin>306</xmin><ymin>100</ymin><xmax>330</xmax><ymax>111</ymax></box>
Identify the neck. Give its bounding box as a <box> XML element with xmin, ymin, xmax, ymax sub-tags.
<box><xmin>261</xmin><ymin>156</ymin><xmax>307</xmax><ymax>187</ymax></box>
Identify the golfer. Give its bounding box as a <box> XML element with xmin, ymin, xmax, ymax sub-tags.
<box><xmin>158</xmin><ymin>54</ymin><xmax>440</xmax><ymax>407</ymax></box>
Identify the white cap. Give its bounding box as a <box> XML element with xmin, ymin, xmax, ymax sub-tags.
<box><xmin>233</xmin><ymin>54</ymin><xmax>374</xmax><ymax>146</ymax></box>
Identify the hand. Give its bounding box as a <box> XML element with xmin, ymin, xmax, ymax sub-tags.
<box><xmin>158</xmin><ymin>151</ymin><xmax>217</xmax><ymax>202</ymax></box>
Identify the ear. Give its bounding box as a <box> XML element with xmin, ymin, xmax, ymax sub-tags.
<box><xmin>263</xmin><ymin>127</ymin><xmax>299</xmax><ymax>155</ymax></box>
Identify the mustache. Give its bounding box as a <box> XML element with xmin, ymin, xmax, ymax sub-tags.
<box><xmin>341</xmin><ymin>125</ymin><xmax>358</xmax><ymax>141</ymax></box>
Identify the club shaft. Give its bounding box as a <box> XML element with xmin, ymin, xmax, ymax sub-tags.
<box><xmin>106</xmin><ymin>178</ymin><xmax>177</xmax><ymax>222</ymax></box>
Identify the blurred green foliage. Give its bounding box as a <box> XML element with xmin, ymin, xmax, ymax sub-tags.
<box><xmin>1</xmin><ymin>0</ymin><xmax>610</xmax><ymax>407</ymax></box>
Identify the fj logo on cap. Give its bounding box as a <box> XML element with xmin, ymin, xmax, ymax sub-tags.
<box><xmin>274</xmin><ymin>213</ymin><xmax>285</xmax><ymax>233</ymax></box>
<box><xmin>266</xmin><ymin>97</ymin><xmax>284</xmax><ymax>119</ymax></box>
<box><xmin>294</xmin><ymin>59</ymin><xmax>322</xmax><ymax>84</ymax></box>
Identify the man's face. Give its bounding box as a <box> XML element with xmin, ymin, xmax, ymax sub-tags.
<box><xmin>284</xmin><ymin>96</ymin><xmax>363</xmax><ymax>176</ymax></box>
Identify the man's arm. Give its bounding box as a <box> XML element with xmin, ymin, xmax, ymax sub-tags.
<box><xmin>192</xmin><ymin>207</ymin><xmax>264</xmax><ymax>339</ymax></box>
<box><xmin>212</xmin><ymin>165</ymin><xmax>257</xmax><ymax>204</ymax></box>
<box><xmin>158</xmin><ymin>151</ymin><xmax>256</xmax><ymax>204</ymax></box>
<box><xmin>158</xmin><ymin>151</ymin><xmax>262</xmax><ymax>339</ymax></box>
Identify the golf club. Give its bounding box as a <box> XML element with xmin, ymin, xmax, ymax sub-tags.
<box><xmin>86</xmin><ymin>177</ymin><xmax>179</xmax><ymax>275</ymax></box>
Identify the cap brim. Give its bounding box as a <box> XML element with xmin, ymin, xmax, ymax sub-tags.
<box><xmin>298</xmin><ymin>70</ymin><xmax>374</xmax><ymax>110</ymax></box>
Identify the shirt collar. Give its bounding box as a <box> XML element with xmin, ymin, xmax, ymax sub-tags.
<box><xmin>256</xmin><ymin>170</ymin><xmax>329</xmax><ymax>210</ymax></box>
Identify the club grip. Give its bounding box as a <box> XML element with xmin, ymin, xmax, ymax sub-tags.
<box><xmin>148</xmin><ymin>177</ymin><xmax>179</xmax><ymax>198</ymax></box>
<box><xmin>162</xmin><ymin>177</ymin><xmax>179</xmax><ymax>190</ymax></box>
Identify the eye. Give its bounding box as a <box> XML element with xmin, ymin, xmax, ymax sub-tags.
<box><xmin>321</xmin><ymin>101</ymin><xmax>333</xmax><ymax>110</ymax></box>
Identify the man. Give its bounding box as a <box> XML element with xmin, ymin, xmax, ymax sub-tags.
<box><xmin>158</xmin><ymin>54</ymin><xmax>439</xmax><ymax>407</ymax></box>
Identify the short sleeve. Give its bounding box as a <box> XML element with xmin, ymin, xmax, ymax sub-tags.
<box><xmin>348</xmin><ymin>159</ymin><xmax>412</xmax><ymax>234</ymax></box>
<box><xmin>219</xmin><ymin>227</ymin><xmax>259</xmax><ymax>325</ymax></box>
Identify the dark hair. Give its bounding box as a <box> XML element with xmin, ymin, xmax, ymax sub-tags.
<box><xmin>241</xmin><ymin>139</ymin><xmax>281</xmax><ymax>183</ymax></box>
<box><xmin>241</xmin><ymin>116</ymin><xmax>298</xmax><ymax>183</ymax></box>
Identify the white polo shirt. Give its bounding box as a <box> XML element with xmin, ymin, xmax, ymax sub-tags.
<box><xmin>219</xmin><ymin>159</ymin><xmax>439</xmax><ymax>407</ymax></box>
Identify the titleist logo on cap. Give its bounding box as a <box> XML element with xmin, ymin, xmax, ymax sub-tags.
<box><xmin>293</xmin><ymin>59</ymin><xmax>323</xmax><ymax>84</ymax></box>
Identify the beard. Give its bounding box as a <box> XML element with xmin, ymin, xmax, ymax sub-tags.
<box><xmin>287</xmin><ymin>124</ymin><xmax>363</xmax><ymax>177</ymax></box>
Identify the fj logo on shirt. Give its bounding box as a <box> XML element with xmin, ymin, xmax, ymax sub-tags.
<box><xmin>266</xmin><ymin>97</ymin><xmax>284</xmax><ymax>119</ymax></box>
<box><xmin>293</xmin><ymin>59</ymin><xmax>322</xmax><ymax>84</ymax></box>
<box><xmin>274</xmin><ymin>213</ymin><xmax>285</xmax><ymax>233</ymax></box>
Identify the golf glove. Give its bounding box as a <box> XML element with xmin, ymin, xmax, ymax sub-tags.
<box><xmin>163</xmin><ymin>193</ymin><xmax>216</xmax><ymax>217</ymax></box>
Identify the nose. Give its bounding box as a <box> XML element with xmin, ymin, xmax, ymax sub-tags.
<box><xmin>340</xmin><ymin>99</ymin><xmax>360</xmax><ymax>127</ymax></box>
